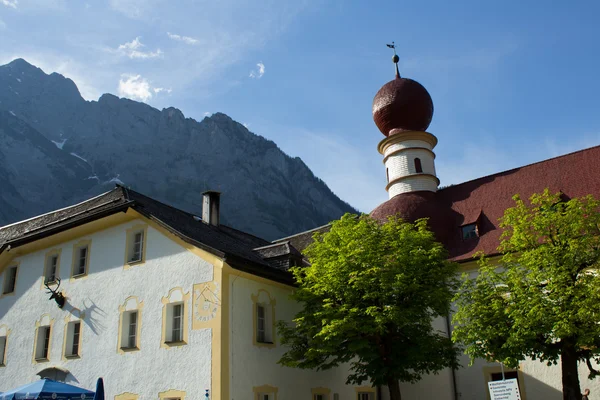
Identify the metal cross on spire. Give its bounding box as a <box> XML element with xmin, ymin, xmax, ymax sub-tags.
<box><xmin>386</xmin><ymin>41</ymin><xmax>401</xmax><ymax>78</ymax></box>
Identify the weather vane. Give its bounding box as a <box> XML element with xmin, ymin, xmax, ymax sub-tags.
<box><xmin>386</xmin><ymin>41</ymin><xmax>400</xmax><ymax>78</ymax></box>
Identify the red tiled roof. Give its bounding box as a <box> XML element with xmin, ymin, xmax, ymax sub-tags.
<box><xmin>372</xmin><ymin>145</ymin><xmax>600</xmax><ymax>262</ymax></box>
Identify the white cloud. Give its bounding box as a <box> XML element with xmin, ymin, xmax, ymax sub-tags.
<box><xmin>203</xmin><ymin>112</ymin><xmax>211</xmax><ymax>117</ymax></box>
<box><xmin>249</xmin><ymin>62</ymin><xmax>265</xmax><ymax>79</ymax></box>
<box><xmin>167</xmin><ymin>32</ymin><xmax>198</xmax><ymax>45</ymax></box>
<box><xmin>0</xmin><ymin>18</ymin><xmax>6</xmax><ymax>29</ymax></box>
<box><xmin>117</xmin><ymin>37</ymin><xmax>162</xmax><ymax>59</ymax></box>
<box><xmin>118</xmin><ymin>74</ymin><xmax>153</xmax><ymax>101</ymax></box>
<box><xmin>153</xmin><ymin>87</ymin><xmax>172</xmax><ymax>94</ymax></box>
<box><xmin>1</xmin><ymin>0</ymin><xmax>17</xmax><ymax>8</ymax></box>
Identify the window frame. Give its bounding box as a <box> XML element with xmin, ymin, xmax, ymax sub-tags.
<box><xmin>414</xmin><ymin>157</ymin><xmax>423</xmax><ymax>173</ymax></box>
<box><xmin>253</xmin><ymin>385</ymin><xmax>278</xmax><ymax>400</ymax></box>
<box><xmin>251</xmin><ymin>289</ymin><xmax>276</xmax><ymax>348</ymax></box>
<box><xmin>70</xmin><ymin>239</ymin><xmax>91</xmax><ymax>279</ymax></box>
<box><xmin>161</xmin><ymin>288</ymin><xmax>190</xmax><ymax>348</ymax></box>
<box><xmin>0</xmin><ymin>325</ymin><xmax>10</xmax><ymax>367</ymax></box>
<box><xmin>355</xmin><ymin>386</ymin><xmax>376</xmax><ymax>400</ymax></box>
<box><xmin>124</xmin><ymin>224</ymin><xmax>148</xmax><ymax>268</ymax></box>
<box><xmin>118</xmin><ymin>296</ymin><xmax>144</xmax><ymax>354</ymax></box>
<box><xmin>461</xmin><ymin>223</ymin><xmax>479</xmax><ymax>240</ymax></box>
<box><xmin>2</xmin><ymin>264</ymin><xmax>19</xmax><ymax>296</ymax></box>
<box><xmin>311</xmin><ymin>387</ymin><xmax>331</xmax><ymax>400</ymax></box>
<box><xmin>41</xmin><ymin>249</ymin><xmax>62</xmax><ymax>289</ymax></box>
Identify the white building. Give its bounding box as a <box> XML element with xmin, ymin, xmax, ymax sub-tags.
<box><xmin>0</xmin><ymin>187</ymin><xmax>374</xmax><ymax>400</ymax></box>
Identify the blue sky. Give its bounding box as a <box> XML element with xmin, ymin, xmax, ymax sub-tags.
<box><xmin>1</xmin><ymin>0</ymin><xmax>600</xmax><ymax>212</ymax></box>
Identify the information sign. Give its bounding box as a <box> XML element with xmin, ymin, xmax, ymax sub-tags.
<box><xmin>488</xmin><ymin>378</ymin><xmax>521</xmax><ymax>400</ymax></box>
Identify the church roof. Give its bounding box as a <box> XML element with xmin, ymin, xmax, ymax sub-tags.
<box><xmin>372</xmin><ymin>145</ymin><xmax>600</xmax><ymax>262</ymax></box>
<box><xmin>0</xmin><ymin>186</ymin><xmax>295</xmax><ymax>284</ymax></box>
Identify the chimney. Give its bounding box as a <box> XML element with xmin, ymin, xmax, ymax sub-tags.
<box><xmin>202</xmin><ymin>191</ymin><xmax>221</xmax><ymax>226</ymax></box>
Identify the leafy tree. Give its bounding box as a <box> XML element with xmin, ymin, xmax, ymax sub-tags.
<box><xmin>278</xmin><ymin>214</ymin><xmax>460</xmax><ymax>400</ymax></box>
<box><xmin>452</xmin><ymin>190</ymin><xmax>600</xmax><ymax>400</ymax></box>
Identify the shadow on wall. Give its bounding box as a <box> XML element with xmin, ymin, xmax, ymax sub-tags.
<box><xmin>456</xmin><ymin>369</ymin><xmax>563</xmax><ymax>400</ymax></box>
<box><xmin>81</xmin><ymin>298</ymin><xmax>107</xmax><ymax>335</ymax></box>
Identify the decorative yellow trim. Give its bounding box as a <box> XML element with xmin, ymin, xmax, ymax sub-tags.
<box><xmin>124</xmin><ymin>224</ymin><xmax>149</xmax><ymax>269</ymax></box>
<box><xmin>0</xmin><ymin>324</ymin><xmax>11</xmax><ymax>366</ymax></box>
<box><xmin>32</xmin><ymin>314</ymin><xmax>55</xmax><ymax>364</ymax></box>
<box><xmin>158</xmin><ymin>389</ymin><xmax>186</xmax><ymax>400</ymax></box>
<box><xmin>355</xmin><ymin>386</ymin><xmax>377</xmax><ymax>400</ymax></box>
<box><xmin>251</xmin><ymin>289</ymin><xmax>277</xmax><ymax>348</ymax></box>
<box><xmin>311</xmin><ymin>387</ymin><xmax>331</xmax><ymax>399</ymax></box>
<box><xmin>253</xmin><ymin>385</ymin><xmax>278</xmax><ymax>400</ymax></box>
<box><xmin>70</xmin><ymin>239</ymin><xmax>92</xmax><ymax>280</ymax></box>
<box><xmin>115</xmin><ymin>393</ymin><xmax>139</xmax><ymax>400</ymax></box>
<box><xmin>0</xmin><ymin>261</ymin><xmax>19</xmax><ymax>298</ymax></box>
<box><xmin>117</xmin><ymin>296</ymin><xmax>144</xmax><ymax>354</ymax></box>
<box><xmin>482</xmin><ymin>364</ymin><xmax>527</xmax><ymax>400</ymax></box>
<box><xmin>41</xmin><ymin>248</ymin><xmax>62</xmax><ymax>289</ymax></box>
<box><xmin>160</xmin><ymin>287</ymin><xmax>190</xmax><ymax>348</ymax></box>
<box><xmin>62</xmin><ymin>309</ymin><xmax>84</xmax><ymax>360</ymax></box>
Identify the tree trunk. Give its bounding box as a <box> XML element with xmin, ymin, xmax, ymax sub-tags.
<box><xmin>561</xmin><ymin>343</ymin><xmax>582</xmax><ymax>400</ymax></box>
<box><xmin>387</xmin><ymin>376</ymin><xmax>402</xmax><ymax>400</ymax></box>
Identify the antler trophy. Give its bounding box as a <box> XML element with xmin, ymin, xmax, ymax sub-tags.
<box><xmin>44</xmin><ymin>277</ymin><xmax>66</xmax><ymax>308</ymax></box>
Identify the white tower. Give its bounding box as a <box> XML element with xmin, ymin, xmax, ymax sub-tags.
<box><xmin>378</xmin><ymin>130</ymin><xmax>439</xmax><ymax>199</ymax></box>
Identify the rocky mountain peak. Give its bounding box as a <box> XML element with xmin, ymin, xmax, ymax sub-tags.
<box><xmin>0</xmin><ymin>59</ymin><xmax>357</xmax><ymax>240</ymax></box>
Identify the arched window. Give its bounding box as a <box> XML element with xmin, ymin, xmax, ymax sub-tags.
<box><xmin>414</xmin><ymin>158</ymin><xmax>423</xmax><ymax>173</ymax></box>
<box><xmin>386</xmin><ymin>168</ymin><xmax>389</xmax><ymax>183</ymax></box>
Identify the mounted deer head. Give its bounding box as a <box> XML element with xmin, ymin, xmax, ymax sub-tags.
<box><xmin>45</xmin><ymin>277</ymin><xmax>66</xmax><ymax>308</ymax></box>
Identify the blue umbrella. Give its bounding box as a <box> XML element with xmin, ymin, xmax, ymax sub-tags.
<box><xmin>92</xmin><ymin>379</ymin><xmax>104</xmax><ymax>400</ymax></box>
<box><xmin>1</xmin><ymin>378</ymin><xmax>94</xmax><ymax>400</ymax></box>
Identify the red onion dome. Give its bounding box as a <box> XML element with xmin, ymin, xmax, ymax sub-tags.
<box><xmin>372</xmin><ymin>77</ymin><xmax>434</xmax><ymax>136</ymax></box>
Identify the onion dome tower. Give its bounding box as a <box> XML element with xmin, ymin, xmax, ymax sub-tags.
<box><xmin>372</xmin><ymin>45</ymin><xmax>439</xmax><ymax>199</ymax></box>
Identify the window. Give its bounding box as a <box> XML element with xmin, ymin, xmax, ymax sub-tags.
<box><xmin>0</xmin><ymin>335</ymin><xmax>6</xmax><ymax>366</ymax></box>
<box><xmin>167</xmin><ymin>303</ymin><xmax>184</xmax><ymax>343</ymax></box>
<box><xmin>75</xmin><ymin>246</ymin><xmax>88</xmax><ymax>275</ymax></box>
<box><xmin>311</xmin><ymin>388</ymin><xmax>331</xmax><ymax>400</ymax></box>
<box><xmin>161</xmin><ymin>288</ymin><xmax>189</xmax><ymax>348</ymax></box>
<box><xmin>484</xmin><ymin>366</ymin><xmax>526</xmax><ymax>400</ymax></box>
<box><xmin>118</xmin><ymin>297</ymin><xmax>143</xmax><ymax>353</ymax></box>
<box><xmin>126</xmin><ymin>311</ymin><xmax>138</xmax><ymax>349</ymax></box>
<box><xmin>386</xmin><ymin>168</ymin><xmax>389</xmax><ymax>183</ymax></box>
<box><xmin>2</xmin><ymin>265</ymin><xmax>18</xmax><ymax>295</ymax></box>
<box><xmin>64</xmin><ymin>321</ymin><xmax>81</xmax><ymax>358</ymax></box>
<box><xmin>71</xmin><ymin>240</ymin><xmax>91</xmax><ymax>278</ymax></box>
<box><xmin>35</xmin><ymin>326</ymin><xmax>51</xmax><ymax>361</ymax></box>
<box><xmin>252</xmin><ymin>289</ymin><xmax>276</xmax><ymax>347</ymax></box>
<box><xmin>125</xmin><ymin>225</ymin><xmax>148</xmax><ymax>267</ymax></box>
<box><xmin>414</xmin><ymin>157</ymin><xmax>423</xmax><ymax>173</ymax></box>
<box><xmin>462</xmin><ymin>223</ymin><xmax>478</xmax><ymax>240</ymax></box>
<box><xmin>253</xmin><ymin>385</ymin><xmax>278</xmax><ymax>400</ymax></box>
<box><xmin>357</xmin><ymin>393</ymin><xmax>374</xmax><ymax>400</ymax></box>
<box><xmin>44</xmin><ymin>253</ymin><xmax>59</xmax><ymax>284</ymax></box>
<box><xmin>257</xmin><ymin>304</ymin><xmax>267</xmax><ymax>343</ymax></box>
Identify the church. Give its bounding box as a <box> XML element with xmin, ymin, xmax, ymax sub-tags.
<box><xmin>1</xmin><ymin>55</ymin><xmax>599</xmax><ymax>400</ymax></box>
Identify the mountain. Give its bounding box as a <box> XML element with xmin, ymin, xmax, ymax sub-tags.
<box><xmin>0</xmin><ymin>58</ymin><xmax>356</xmax><ymax>240</ymax></box>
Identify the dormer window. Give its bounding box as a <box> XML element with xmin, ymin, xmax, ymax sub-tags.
<box><xmin>414</xmin><ymin>158</ymin><xmax>423</xmax><ymax>173</ymax></box>
<box><xmin>462</xmin><ymin>224</ymin><xmax>478</xmax><ymax>240</ymax></box>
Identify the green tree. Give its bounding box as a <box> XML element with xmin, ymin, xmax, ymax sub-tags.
<box><xmin>452</xmin><ymin>190</ymin><xmax>600</xmax><ymax>400</ymax></box>
<box><xmin>278</xmin><ymin>214</ymin><xmax>460</xmax><ymax>400</ymax></box>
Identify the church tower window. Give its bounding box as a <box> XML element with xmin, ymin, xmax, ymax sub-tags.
<box><xmin>414</xmin><ymin>158</ymin><xmax>423</xmax><ymax>173</ymax></box>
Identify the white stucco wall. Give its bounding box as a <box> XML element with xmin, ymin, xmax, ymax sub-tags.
<box><xmin>229</xmin><ymin>275</ymin><xmax>363</xmax><ymax>400</ymax></box>
<box><xmin>0</xmin><ymin>219</ymin><xmax>214</xmax><ymax>399</ymax></box>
